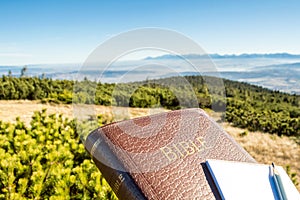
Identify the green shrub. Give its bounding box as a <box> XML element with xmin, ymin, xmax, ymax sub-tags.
<box><xmin>0</xmin><ymin>110</ymin><xmax>117</xmax><ymax>199</ymax></box>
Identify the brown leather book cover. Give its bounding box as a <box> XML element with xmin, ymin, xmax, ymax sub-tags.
<box><xmin>85</xmin><ymin>108</ymin><xmax>256</xmax><ymax>199</ymax></box>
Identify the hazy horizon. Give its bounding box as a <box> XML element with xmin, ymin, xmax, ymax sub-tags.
<box><xmin>1</xmin><ymin>52</ymin><xmax>300</xmax><ymax>67</ymax></box>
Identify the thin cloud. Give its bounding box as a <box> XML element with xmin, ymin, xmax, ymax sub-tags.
<box><xmin>0</xmin><ymin>53</ymin><xmax>33</xmax><ymax>57</ymax></box>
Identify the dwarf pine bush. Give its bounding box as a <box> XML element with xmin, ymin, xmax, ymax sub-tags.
<box><xmin>0</xmin><ymin>109</ymin><xmax>117</xmax><ymax>199</ymax></box>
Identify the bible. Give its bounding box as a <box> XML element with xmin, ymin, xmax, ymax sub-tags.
<box><xmin>84</xmin><ymin>108</ymin><xmax>256</xmax><ymax>199</ymax></box>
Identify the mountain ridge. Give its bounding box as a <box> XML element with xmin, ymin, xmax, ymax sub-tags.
<box><xmin>145</xmin><ymin>53</ymin><xmax>300</xmax><ymax>60</ymax></box>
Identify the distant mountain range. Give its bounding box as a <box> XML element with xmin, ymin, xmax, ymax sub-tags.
<box><xmin>145</xmin><ymin>53</ymin><xmax>300</xmax><ymax>60</ymax></box>
<box><xmin>1</xmin><ymin>53</ymin><xmax>300</xmax><ymax>94</ymax></box>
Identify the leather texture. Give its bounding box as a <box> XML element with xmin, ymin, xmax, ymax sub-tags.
<box><xmin>87</xmin><ymin>108</ymin><xmax>256</xmax><ymax>200</ymax></box>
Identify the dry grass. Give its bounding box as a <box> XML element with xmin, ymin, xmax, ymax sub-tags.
<box><xmin>222</xmin><ymin>123</ymin><xmax>300</xmax><ymax>191</ymax></box>
<box><xmin>0</xmin><ymin>100</ymin><xmax>164</xmax><ymax>126</ymax></box>
<box><xmin>0</xmin><ymin>100</ymin><xmax>299</xmax><ymax>191</ymax></box>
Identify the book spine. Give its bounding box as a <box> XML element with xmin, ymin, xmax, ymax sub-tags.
<box><xmin>85</xmin><ymin>130</ymin><xmax>147</xmax><ymax>200</ymax></box>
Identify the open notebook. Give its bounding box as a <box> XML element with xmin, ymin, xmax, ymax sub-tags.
<box><xmin>206</xmin><ymin>159</ymin><xmax>300</xmax><ymax>200</ymax></box>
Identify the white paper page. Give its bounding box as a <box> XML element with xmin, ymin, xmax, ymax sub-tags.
<box><xmin>206</xmin><ymin>159</ymin><xmax>300</xmax><ymax>200</ymax></box>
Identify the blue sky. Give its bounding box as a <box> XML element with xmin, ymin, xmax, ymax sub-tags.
<box><xmin>0</xmin><ymin>0</ymin><xmax>300</xmax><ymax>65</ymax></box>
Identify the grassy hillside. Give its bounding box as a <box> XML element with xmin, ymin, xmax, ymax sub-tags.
<box><xmin>0</xmin><ymin>75</ymin><xmax>299</xmax><ymax>137</ymax></box>
<box><xmin>0</xmin><ymin>74</ymin><xmax>299</xmax><ymax>198</ymax></box>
